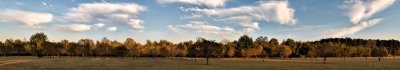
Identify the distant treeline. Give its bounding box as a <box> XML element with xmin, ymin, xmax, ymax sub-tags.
<box><xmin>0</xmin><ymin>32</ymin><xmax>399</xmax><ymax>59</ymax></box>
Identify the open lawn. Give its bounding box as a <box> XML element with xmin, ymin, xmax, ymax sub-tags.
<box><xmin>0</xmin><ymin>56</ymin><xmax>399</xmax><ymax>70</ymax></box>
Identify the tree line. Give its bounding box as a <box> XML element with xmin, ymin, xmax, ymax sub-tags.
<box><xmin>0</xmin><ymin>32</ymin><xmax>399</xmax><ymax>60</ymax></box>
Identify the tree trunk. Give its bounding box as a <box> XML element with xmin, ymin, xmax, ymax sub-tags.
<box><xmin>343</xmin><ymin>57</ymin><xmax>346</xmax><ymax>61</ymax></box>
<box><xmin>206</xmin><ymin>56</ymin><xmax>209</xmax><ymax>65</ymax></box>
<box><xmin>263</xmin><ymin>57</ymin><xmax>265</xmax><ymax>62</ymax></box>
<box><xmin>323</xmin><ymin>57</ymin><xmax>326</xmax><ymax>63</ymax></box>
<box><xmin>379</xmin><ymin>57</ymin><xmax>381</xmax><ymax>61</ymax></box>
<box><xmin>194</xmin><ymin>56</ymin><xmax>197</xmax><ymax>62</ymax></box>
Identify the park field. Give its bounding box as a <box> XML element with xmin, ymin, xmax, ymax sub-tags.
<box><xmin>0</xmin><ymin>56</ymin><xmax>400</xmax><ymax>70</ymax></box>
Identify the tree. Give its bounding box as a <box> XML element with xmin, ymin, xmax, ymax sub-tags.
<box><xmin>282</xmin><ymin>38</ymin><xmax>298</xmax><ymax>59</ymax></box>
<box><xmin>111</xmin><ymin>40</ymin><xmax>126</xmax><ymax>57</ymax></box>
<box><xmin>318</xmin><ymin>42</ymin><xmax>335</xmax><ymax>64</ymax></box>
<box><xmin>145</xmin><ymin>40</ymin><xmax>159</xmax><ymax>57</ymax></box>
<box><xmin>0</xmin><ymin>41</ymin><xmax>4</xmax><ymax>56</ymax></box>
<box><xmin>96</xmin><ymin>37</ymin><xmax>112</xmax><ymax>56</ymax></box>
<box><xmin>193</xmin><ymin>37</ymin><xmax>220</xmax><ymax>65</ymax></box>
<box><xmin>268</xmin><ymin>38</ymin><xmax>279</xmax><ymax>57</ymax></box>
<box><xmin>359</xmin><ymin>47</ymin><xmax>372</xmax><ymax>60</ymax></box>
<box><xmin>340</xmin><ymin>46</ymin><xmax>356</xmax><ymax>61</ymax></box>
<box><xmin>27</xmin><ymin>32</ymin><xmax>48</xmax><ymax>58</ymax></box>
<box><xmin>60</xmin><ymin>39</ymin><xmax>70</xmax><ymax>56</ymax></box>
<box><xmin>66</xmin><ymin>42</ymin><xmax>77</xmax><ymax>57</ymax></box>
<box><xmin>225</xmin><ymin>41</ymin><xmax>236</xmax><ymax>59</ymax></box>
<box><xmin>255</xmin><ymin>36</ymin><xmax>268</xmax><ymax>60</ymax></box>
<box><xmin>13</xmin><ymin>39</ymin><xmax>27</xmax><ymax>56</ymax></box>
<box><xmin>3</xmin><ymin>39</ymin><xmax>13</xmax><ymax>56</ymax></box>
<box><xmin>77</xmin><ymin>39</ymin><xmax>95</xmax><ymax>57</ymax></box>
<box><xmin>177</xmin><ymin>41</ymin><xmax>192</xmax><ymax>59</ymax></box>
<box><xmin>298</xmin><ymin>42</ymin><xmax>313</xmax><ymax>58</ymax></box>
<box><xmin>237</xmin><ymin>35</ymin><xmax>254</xmax><ymax>49</ymax></box>
<box><xmin>372</xmin><ymin>47</ymin><xmax>388</xmax><ymax>61</ymax></box>
<box><xmin>124</xmin><ymin>38</ymin><xmax>140</xmax><ymax>57</ymax></box>
<box><xmin>278</xmin><ymin>45</ymin><xmax>292</xmax><ymax>59</ymax></box>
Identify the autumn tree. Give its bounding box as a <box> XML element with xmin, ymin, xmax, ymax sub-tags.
<box><xmin>254</xmin><ymin>36</ymin><xmax>268</xmax><ymax>60</ymax></box>
<box><xmin>282</xmin><ymin>38</ymin><xmax>297</xmax><ymax>58</ymax></box>
<box><xmin>225</xmin><ymin>41</ymin><xmax>236</xmax><ymax>59</ymax></box>
<box><xmin>96</xmin><ymin>37</ymin><xmax>112</xmax><ymax>56</ymax></box>
<box><xmin>60</xmin><ymin>39</ymin><xmax>70</xmax><ymax>56</ymax></box>
<box><xmin>278</xmin><ymin>45</ymin><xmax>292</xmax><ymax>59</ymax></box>
<box><xmin>124</xmin><ymin>38</ymin><xmax>140</xmax><ymax>57</ymax></box>
<box><xmin>77</xmin><ymin>39</ymin><xmax>95</xmax><ymax>57</ymax></box>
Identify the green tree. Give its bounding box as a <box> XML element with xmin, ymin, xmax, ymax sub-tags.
<box><xmin>372</xmin><ymin>47</ymin><xmax>388</xmax><ymax>61</ymax></box>
<box><xmin>268</xmin><ymin>38</ymin><xmax>279</xmax><ymax>57</ymax></box>
<box><xmin>340</xmin><ymin>46</ymin><xmax>356</xmax><ymax>61</ymax></box>
<box><xmin>318</xmin><ymin>42</ymin><xmax>335</xmax><ymax>64</ymax></box>
<box><xmin>27</xmin><ymin>32</ymin><xmax>48</xmax><ymax>57</ymax></box>
<box><xmin>237</xmin><ymin>35</ymin><xmax>254</xmax><ymax>49</ymax></box>
<box><xmin>193</xmin><ymin>37</ymin><xmax>220</xmax><ymax>65</ymax></box>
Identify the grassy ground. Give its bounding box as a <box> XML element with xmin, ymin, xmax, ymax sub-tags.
<box><xmin>0</xmin><ymin>56</ymin><xmax>399</xmax><ymax>70</ymax></box>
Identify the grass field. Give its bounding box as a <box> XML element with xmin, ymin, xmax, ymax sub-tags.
<box><xmin>0</xmin><ymin>56</ymin><xmax>399</xmax><ymax>70</ymax></box>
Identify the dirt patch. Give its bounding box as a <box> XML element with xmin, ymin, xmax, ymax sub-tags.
<box><xmin>0</xmin><ymin>59</ymin><xmax>32</xmax><ymax>66</ymax></box>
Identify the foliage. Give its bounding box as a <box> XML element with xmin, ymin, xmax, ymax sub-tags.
<box><xmin>0</xmin><ymin>33</ymin><xmax>398</xmax><ymax>61</ymax></box>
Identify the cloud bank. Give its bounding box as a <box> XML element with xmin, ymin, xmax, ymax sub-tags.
<box><xmin>328</xmin><ymin>0</ymin><xmax>395</xmax><ymax>37</ymax></box>
<box><xmin>64</xmin><ymin>2</ymin><xmax>146</xmax><ymax>30</ymax></box>
<box><xmin>158</xmin><ymin>0</ymin><xmax>227</xmax><ymax>8</ymax></box>
<box><xmin>54</xmin><ymin>23</ymin><xmax>92</xmax><ymax>32</ymax></box>
<box><xmin>0</xmin><ymin>10</ymin><xmax>53</xmax><ymax>29</ymax></box>
<box><xmin>181</xmin><ymin>0</ymin><xmax>296</xmax><ymax>31</ymax></box>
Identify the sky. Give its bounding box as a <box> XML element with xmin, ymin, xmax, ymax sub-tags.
<box><xmin>0</xmin><ymin>0</ymin><xmax>399</xmax><ymax>43</ymax></box>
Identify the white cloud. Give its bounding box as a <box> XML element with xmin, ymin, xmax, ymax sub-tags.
<box><xmin>168</xmin><ymin>25</ymin><xmax>184</xmax><ymax>34</ymax></box>
<box><xmin>94</xmin><ymin>23</ymin><xmax>105</xmax><ymax>28</ymax></box>
<box><xmin>328</xmin><ymin>19</ymin><xmax>382</xmax><ymax>37</ymax></box>
<box><xmin>106</xmin><ymin>27</ymin><xmax>118</xmax><ymax>32</ymax></box>
<box><xmin>0</xmin><ymin>10</ymin><xmax>53</xmax><ymax>29</ymax></box>
<box><xmin>128</xmin><ymin>19</ymin><xmax>145</xmax><ymax>29</ymax></box>
<box><xmin>170</xmin><ymin>21</ymin><xmax>254</xmax><ymax>36</ymax></box>
<box><xmin>158</xmin><ymin>0</ymin><xmax>227</xmax><ymax>8</ymax></box>
<box><xmin>182</xmin><ymin>1</ymin><xmax>296</xmax><ymax>30</ymax></box>
<box><xmin>215</xmin><ymin>16</ymin><xmax>260</xmax><ymax>29</ymax></box>
<box><xmin>41</xmin><ymin>2</ymin><xmax>48</xmax><ymax>6</ymax></box>
<box><xmin>178</xmin><ymin>21</ymin><xmax>222</xmax><ymax>31</ymax></box>
<box><xmin>65</xmin><ymin>2</ymin><xmax>146</xmax><ymax>29</ymax></box>
<box><xmin>346</xmin><ymin>0</ymin><xmax>395</xmax><ymax>24</ymax></box>
<box><xmin>328</xmin><ymin>0</ymin><xmax>395</xmax><ymax>37</ymax></box>
<box><xmin>54</xmin><ymin>23</ymin><xmax>92</xmax><ymax>32</ymax></box>
<box><xmin>182</xmin><ymin>13</ymin><xmax>203</xmax><ymax>20</ymax></box>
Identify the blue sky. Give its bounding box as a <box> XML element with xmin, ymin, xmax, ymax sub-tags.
<box><xmin>0</xmin><ymin>0</ymin><xmax>399</xmax><ymax>43</ymax></box>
